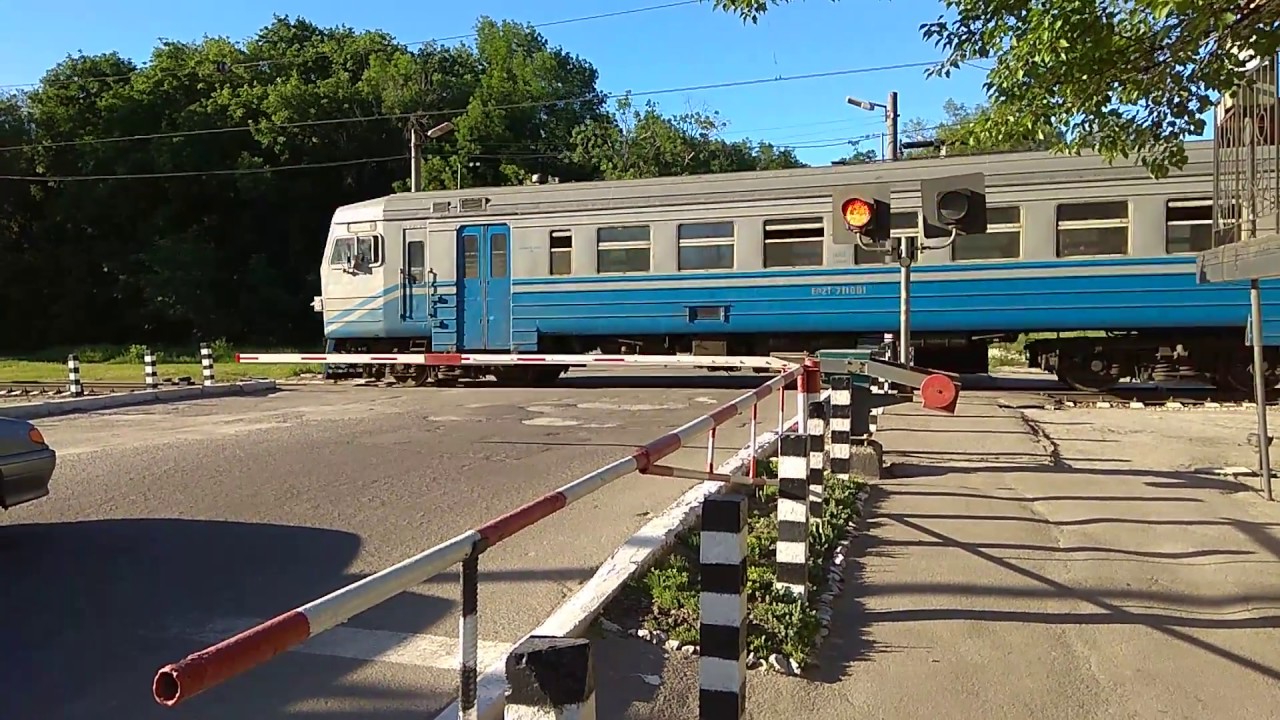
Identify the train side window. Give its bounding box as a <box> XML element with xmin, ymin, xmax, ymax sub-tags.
<box><xmin>856</xmin><ymin>211</ymin><xmax>917</xmax><ymax>265</ymax></box>
<box><xmin>1165</xmin><ymin>199</ymin><xmax>1214</xmax><ymax>254</ymax></box>
<box><xmin>763</xmin><ymin>217</ymin><xmax>824</xmax><ymax>268</ymax></box>
<box><xmin>953</xmin><ymin>206</ymin><xmax>1022</xmax><ymax>261</ymax></box>
<box><xmin>550</xmin><ymin>229</ymin><xmax>572</xmax><ymax>275</ymax></box>
<box><xmin>678</xmin><ymin>221</ymin><xmax>735</xmax><ymax>271</ymax></box>
<box><xmin>462</xmin><ymin>234</ymin><xmax>480</xmax><ymax>279</ymax></box>
<box><xmin>597</xmin><ymin>225</ymin><xmax>651</xmax><ymax>274</ymax></box>
<box><xmin>355</xmin><ymin>235</ymin><xmax>382</xmax><ymax>266</ymax></box>
<box><xmin>329</xmin><ymin>236</ymin><xmax>356</xmax><ymax>266</ymax></box>
<box><xmin>490</xmin><ymin>232</ymin><xmax>508</xmax><ymax>278</ymax></box>
<box><xmin>1056</xmin><ymin>201</ymin><xmax>1129</xmax><ymax>257</ymax></box>
<box><xmin>406</xmin><ymin>240</ymin><xmax>425</xmax><ymax>283</ymax></box>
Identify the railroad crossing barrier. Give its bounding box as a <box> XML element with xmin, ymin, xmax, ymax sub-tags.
<box><xmin>151</xmin><ymin>352</ymin><xmax>958</xmax><ymax>719</ymax></box>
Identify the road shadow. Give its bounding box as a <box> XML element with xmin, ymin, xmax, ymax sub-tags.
<box><xmin>888</xmin><ymin>459</ymin><xmax>1262</xmax><ymax>497</ymax></box>
<box><xmin>0</xmin><ymin>518</ymin><xmax>594</xmax><ymax>720</ymax></box>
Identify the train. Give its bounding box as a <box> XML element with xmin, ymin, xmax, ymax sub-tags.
<box><xmin>314</xmin><ymin>139</ymin><xmax>1280</xmax><ymax>391</ymax></box>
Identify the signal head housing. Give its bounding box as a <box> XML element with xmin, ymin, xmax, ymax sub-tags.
<box><xmin>920</xmin><ymin>172</ymin><xmax>987</xmax><ymax>239</ymax></box>
<box><xmin>832</xmin><ymin>183</ymin><xmax>891</xmax><ymax>245</ymax></box>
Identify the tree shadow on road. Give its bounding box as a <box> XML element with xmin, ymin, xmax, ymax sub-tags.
<box><xmin>0</xmin><ymin>518</ymin><xmax>596</xmax><ymax>720</ymax></box>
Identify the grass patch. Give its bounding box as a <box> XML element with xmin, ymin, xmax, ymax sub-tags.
<box><xmin>0</xmin><ymin>340</ymin><xmax>320</xmax><ymax>382</ymax></box>
<box><xmin>604</xmin><ymin>458</ymin><xmax>866</xmax><ymax>668</ymax></box>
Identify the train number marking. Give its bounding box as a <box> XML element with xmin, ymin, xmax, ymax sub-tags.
<box><xmin>811</xmin><ymin>285</ymin><xmax>867</xmax><ymax>296</ymax></box>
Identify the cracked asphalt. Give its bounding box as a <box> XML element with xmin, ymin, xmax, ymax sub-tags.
<box><xmin>601</xmin><ymin>392</ymin><xmax>1280</xmax><ymax>719</ymax></box>
<box><xmin>0</xmin><ymin>370</ymin><xmax>784</xmax><ymax>720</ymax></box>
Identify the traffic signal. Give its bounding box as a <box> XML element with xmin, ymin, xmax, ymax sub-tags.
<box><xmin>832</xmin><ymin>183</ymin><xmax>891</xmax><ymax>245</ymax></box>
<box><xmin>920</xmin><ymin>172</ymin><xmax>987</xmax><ymax>239</ymax></box>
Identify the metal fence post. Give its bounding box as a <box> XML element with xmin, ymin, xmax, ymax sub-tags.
<box><xmin>775</xmin><ymin>432</ymin><xmax>810</xmax><ymax>600</ymax></box>
<box><xmin>700</xmin><ymin>491</ymin><xmax>748</xmax><ymax>719</ymax></box>
<box><xmin>67</xmin><ymin>354</ymin><xmax>83</xmax><ymax>397</ymax></box>
<box><xmin>199</xmin><ymin>343</ymin><xmax>215</xmax><ymax>386</ymax></box>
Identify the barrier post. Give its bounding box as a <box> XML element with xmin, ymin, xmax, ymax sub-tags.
<box><xmin>828</xmin><ymin>374</ymin><xmax>852</xmax><ymax>482</ymax></box>
<box><xmin>775</xmin><ymin>432</ymin><xmax>810</xmax><ymax>599</ymax></box>
<box><xmin>199</xmin><ymin>343</ymin><xmax>215</xmax><ymax>386</ymax></box>
<box><xmin>700</xmin><ymin>491</ymin><xmax>748</xmax><ymax>719</ymax></box>
<box><xmin>807</xmin><ymin>398</ymin><xmax>827</xmax><ymax>520</ymax></box>
<box><xmin>460</xmin><ymin>555</ymin><xmax>479</xmax><ymax>720</ymax></box>
<box><xmin>67</xmin><ymin>354</ymin><xmax>83</xmax><ymax>398</ymax></box>
<box><xmin>144</xmin><ymin>348</ymin><xmax>159</xmax><ymax>390</ymax></box>
<box><xmin>504</xmin><ymin>636</ymin><xmax>596</xmax><ymax>720</ymax></box>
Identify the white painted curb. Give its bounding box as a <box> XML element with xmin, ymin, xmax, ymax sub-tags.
<box><xmin>434</xmin><ymin>390</ymin><xmax>829</xmax><ymax>720</ymax></box>
<box><xmin>0</xmin><ymin>380</ymin><xmax>278</xmax><ymax>420</ymax></box>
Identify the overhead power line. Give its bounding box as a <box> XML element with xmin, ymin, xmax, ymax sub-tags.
<box><xmin>0</xmin><ymin>124</ymin><xmax>956</xmax><ymax>182</ymax></box>
<box><xmin>0</xmin><ymin>1</ymin><xmax>702</xmax><ymax>92</ymax></box>
<box><xmin>0</xmin><ymin>60</ymin><xmax>940</xmax><ymax>154</ymax></box>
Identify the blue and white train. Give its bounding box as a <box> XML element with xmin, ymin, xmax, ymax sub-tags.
<box><xmin>314</xmin><ymin>139</ymin><xmax>1280</xmax><ymax>391</ymax></box>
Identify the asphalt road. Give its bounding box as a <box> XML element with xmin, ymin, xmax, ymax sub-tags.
<box><xmin>0</xmin><ymin>369</ymin><xmax>787</xmax><ymax>720</ymax></box>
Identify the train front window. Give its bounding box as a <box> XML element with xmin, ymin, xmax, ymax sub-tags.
<box><xmin>328</xmin><ymin>237</ymin><xmax>356</xmax><ymax>266</ymax></box>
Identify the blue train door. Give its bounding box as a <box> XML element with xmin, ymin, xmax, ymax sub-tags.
<box><xmin>458</xmin><ymin>224</ymin><xmax>512</xmax><ymax>350</ymax></box>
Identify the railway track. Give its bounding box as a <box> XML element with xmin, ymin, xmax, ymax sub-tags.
<box><xmin>1036</xmin><ymin>386</ymin><xmax>1263</xmax><ymax>409</ymax></box>
<box><xmin>0</xmin><ymin>379</ymin><xmax>199</xmax><ymax>397</ymax></box>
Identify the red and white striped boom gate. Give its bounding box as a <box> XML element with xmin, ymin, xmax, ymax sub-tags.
<box><xmin>234</xmin><ymin>351</ymin><xmax>796</xmax><ymax>371</ymax></box>
<box><xmin>152</xmin><ymin>355</ymin><xmax>958</xmax><ymax>716</ymax></box>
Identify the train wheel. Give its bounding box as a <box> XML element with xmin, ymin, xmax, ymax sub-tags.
<box><xmin>391</xmin><ymin>365</ymin><xmax>431</xmax><ymax>387</ymax></box>
<box><xmin>1056</xmin><ymin>355</ymin><xmax>1119</xmax><ymax>392</ymax></box>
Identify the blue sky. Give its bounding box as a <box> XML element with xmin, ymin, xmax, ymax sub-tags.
<box><xmin>0</xmin><ymin>0</ymin><xmax>1201</xmax><ymax>166</ymax></box>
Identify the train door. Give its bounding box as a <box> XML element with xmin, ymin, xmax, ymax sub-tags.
<box><xmin>458</xmin><ymin>224</ymin><xmax>512</xmax><ymax>350</ymax></box>
<box><xmin>400</xmin><ymin>229</ymin><xmax>431</xmax><ymax>335</ymax></box>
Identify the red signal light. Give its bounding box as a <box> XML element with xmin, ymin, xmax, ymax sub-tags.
<box><xmin>841</xmin><ymin>197</ymin><xmax>874</xmax><ymax>231</ymax></box>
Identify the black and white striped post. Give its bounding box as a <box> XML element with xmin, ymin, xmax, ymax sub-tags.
<box><xmin>505</xmin><ymin>636</ymin><xmax>596</xmax><ymax>720</ymax></box>
<box><xmin>66</xmin><ymin>354</ymin><xmax>83</xmax><ymax>398</ymax></box>
<box><xmin>828</xmin><ymin>374</ymin><xmax>853</xmax><ymax>482</ymax></box>
<box><xmin>807</xmin><ymin>398</ymin><xmax>827</xmax><ymax>519</ymax></box>
<box><xmin>459</xmin><ymin>555</ymin><xmax>479</xmax><ymax>720</ymax></box>
<box><xmin>700</xmin><ymin>491</ymin><xmax>748</xmax><ymax>719</ymax></box>
<box><xmin>199</xmin><ymin>343</ymin><xmax>215</xmax><ymax>386</ymax></box>
<box><xmin>775</xmin><ymin>432</ymin><xmax>810</xmax><ymax>600</ymax></box>
<box><xmin>144</xmin><ymin>348</ymin><xmax>159</xmax><ymax>391</ymax></box>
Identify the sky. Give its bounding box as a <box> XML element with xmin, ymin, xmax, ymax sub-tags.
<box><xmin>0</xmin><ymin>0</ymin><xmax>1211</xmax><ymax>167</ymax></box>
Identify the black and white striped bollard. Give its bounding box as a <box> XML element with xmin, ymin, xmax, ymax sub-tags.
<box><xmin>828</xmin><ymin>374</ymin><xmax>852</xmax><ymax>482</ymax></box>
<box><xmin>700</xmin><ymin>491</ymin><xmax>748</xmax><ymax>719</ymax></box>
<box><xmin>199</xmin><ymin>343</ymin><xmax>215</xmax><ymax>386</ymax></box>
<box><xmin>67</xmin><ymin>354</ymin><xmax>83</xmax><ymax>398</ymax></box>
<box><xmin>504</xmin><ymin>636</ymin><xmax>596</xmax><ymax>719</ymax></box>
<box><xmin>459</xmin><ymin>555</ymin><xmax>479</xmax><ymax>720</ymax></box>
<box><xmin>775</xmin><ymin>432</ymin><xmax>810</xmax><ymax>600</ymax></box>
<box><xmin>144</xmin><ymin>348</ymin><xmax>159</xmax><ymax>390</ymax></box>
<box><xmin>807</xmin><ymin>398</ymin><xmax>827</xmax><ymax>519</ymax></box>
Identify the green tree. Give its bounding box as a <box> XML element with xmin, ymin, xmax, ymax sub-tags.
<box><xmin>899</xmin><ymin>97</ymin><xmax>1063</xmax><ymax>159</ymax></box>
<box><xmin>711</xmin><ymin>0</ymin><xmax>1280</xmax><ymax>177</ymax></box>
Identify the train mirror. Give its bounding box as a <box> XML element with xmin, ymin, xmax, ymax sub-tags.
<box><xmin>831</xmin><ymin>183</ymin><xmax>891</xmax><ymax>245</ymax></box>
<box><xmin>920</xmin><ymin>172</ymin><xmax>987</xmax><ymax>239</ymax></box>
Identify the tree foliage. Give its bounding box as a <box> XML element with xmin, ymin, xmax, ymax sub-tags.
<box><xmin>0</xmin><ymin>15</ymin><xmax>801</xmax><ymax>353</ymax></box>
<box><xmin>712</xmin><ymin>0</ymin><xmax>1280</xmax><ymax>177</ymax></box>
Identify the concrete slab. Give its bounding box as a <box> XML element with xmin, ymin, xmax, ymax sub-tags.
<box><xmin>0</xmin><ymin>380</ymin><xmax>276</xmax><ymax>420</ymax></box>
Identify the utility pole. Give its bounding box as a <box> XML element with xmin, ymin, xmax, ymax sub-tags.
<box><xmin>885</xmin><ymin>91</ymin><xmax>899</xmax><ymax>162</ymax></box>
<box><xmin>407</xmin><ymin>118</ymin><xmax>458</xmax><ymax>193</ymax></box>
<box><xmin>409</xmin><ymin>118</ymin><xmax>422</xmax><ymax>193</ymax></box>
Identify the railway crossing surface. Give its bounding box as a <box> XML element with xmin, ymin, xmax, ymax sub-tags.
<box><xmin>3</xmin><ymin>369</ymin><xmax>1280</xmax><ymax>719</ymax></box>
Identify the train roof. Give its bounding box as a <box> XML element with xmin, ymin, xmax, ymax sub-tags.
<box><xmin>334</xmin><ymin>139</ymin><xmax>1216</xmax><ymax>223</ymax></box>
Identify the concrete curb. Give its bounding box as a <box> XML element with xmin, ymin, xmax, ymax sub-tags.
<box><xmin>0</xmin><ymin>380</ymin><xmax>278</xmax><ymax>420</ymax></box>
<box><xmin>434</xmin><ymin>390</ymin><xmax>831</xmax><ymax>720</ymax></box>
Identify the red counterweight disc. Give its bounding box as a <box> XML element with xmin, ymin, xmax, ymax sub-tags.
<box><xmin>920</xmin><ymin>373</ymin><xmax>959</xmax><ymax>414</ymax></box>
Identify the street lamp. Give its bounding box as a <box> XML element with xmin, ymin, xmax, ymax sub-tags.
<box><xmin>410</xmin><ymin>119</ymin><xmax>456</xmax><ymax>192</ymax></box>
<box><xmin>846</xmin><ymin>92</ymin><xmax>899</xmax><ymax>161</ymax></box>
<box><xmin>426</xmin><ymin>121</ymin><xmax>455</xmax><ymax>139</ymax></box>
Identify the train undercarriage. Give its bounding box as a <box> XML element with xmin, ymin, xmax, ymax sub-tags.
<box><xmin>326</xmin><ymin>328</ymin><xmax>1277</xmax><ymax>393</ymax></box>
